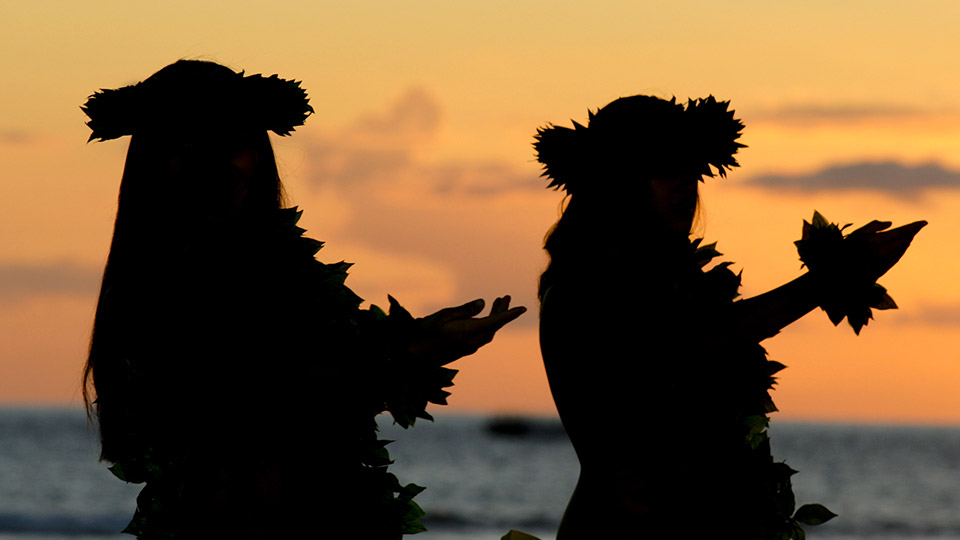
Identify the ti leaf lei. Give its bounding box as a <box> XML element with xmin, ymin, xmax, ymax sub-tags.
<box><xmin>690</xmin><ymin>238</ymin><xmax>837</xmax><ymax>539</ymax></box>
<box><xmin>109</xmin><ymin>207</ymin><xmax>452</xmax><ymax>539</ymax></box>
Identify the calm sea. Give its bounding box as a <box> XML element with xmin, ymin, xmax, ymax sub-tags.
<box><xmin>1</xmin><ymin>407</ymin><xmax>959</xmax><ymax>539</ymax></box>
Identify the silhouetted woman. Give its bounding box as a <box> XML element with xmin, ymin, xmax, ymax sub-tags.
<box><xmin>535</xmin><ymin>95</ymin><xmax>924</xmax><ymax>538</ymax></box>
<box><xmin>82</xmin><ymin>59</ymin><xmax>524</xmax><ymax>539</ymax></box>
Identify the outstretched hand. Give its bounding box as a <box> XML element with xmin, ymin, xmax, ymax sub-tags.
<box><xmin>846</xmin><ymin>219</ymin><xmax>927</xmax><ymax>280</ymax></box>
<box><xmin>409</xmin><ymin>296</ymin><xmax>527</xmax><ymax>366</ymax></box>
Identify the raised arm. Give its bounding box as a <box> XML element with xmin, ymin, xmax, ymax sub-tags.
<box><xmin>730</xmin><ymin>273</ymin><xmax>819</xmax><ymax>342</ymax></box>
<box><xmin>729</xmin><ymin>219</ymin><xmax>926</xmax><ymax>343</ymax></box>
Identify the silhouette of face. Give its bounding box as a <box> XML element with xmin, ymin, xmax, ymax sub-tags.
<box><xmin>163</xmin><ymin>137</ymin><xmax>261</xmax><ymax>225</ymax></box>
<box><xmin>647</xmin><ymin>174</ymin><xmax>699</xmax><ymax>235</ymax></box>
<box><xmin>226</xmin><ymin>147</ymin><xmax>256</xmax><ymax>212</ymax></box>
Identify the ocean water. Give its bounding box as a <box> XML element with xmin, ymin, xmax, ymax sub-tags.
<box><xmin>1</xmin><ymin>408</ymin><xmax>959</xmax><ymax>539</ymax></box>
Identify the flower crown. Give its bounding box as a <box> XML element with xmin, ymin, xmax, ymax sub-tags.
<box><xmin>82</xmin><ymin>60</ymin><xmax>314</xmax><ymax>142</ymax></box>
<box><xmin>534</xmin><ymin>95</ymin><xmax>745</xmax><ymax>195</ymax></box>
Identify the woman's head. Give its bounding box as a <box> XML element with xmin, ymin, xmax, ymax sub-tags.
<box><xmin>535</xmin><ymin>95</ymin><xmax>744</xmax><ymax>298</ymax></box>
<box><xmin>84</xmin><ymin>59</ymin><xmax>313</xmax><ymax>229</ymax></box>
<box><xmin>535</xmin><ymin>95</ymin><xmax>743</xmax><ymax>223</ymax></box>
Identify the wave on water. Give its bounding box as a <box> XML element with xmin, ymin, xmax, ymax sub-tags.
<box><xmin>0</xmin><ymin>512</ymin><xmax>129</xmax><ymax>536</ymax></box>
<box><xmin>484</xmin><ymin>415</ymin><xmax>567</xmax><ymax>439</ymax></box>
<box><xmin>421</xmin><ymin>507</ymin><xmax>559</xmax><ymax>532</ymax></box>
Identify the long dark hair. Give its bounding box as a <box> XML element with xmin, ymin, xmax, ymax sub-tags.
<box><xmin>83</xmin><ymin>61</ymin><xmax>286</xmax><ymax>462</ymax></box>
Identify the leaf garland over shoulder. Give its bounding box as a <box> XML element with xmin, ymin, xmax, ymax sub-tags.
<box><xmin>687</xmin><ymin>238</ymin><xmax>835</xmax><ymax>538</ymax></box>
<box><xmin>112</xmin><ymin>207</ymin><xmax>453</xmax><ymax>538</ymax></box>
<box><xmin>261</xmin><ymin>208</ymin><xmax>457</xmax><ymax>535</ymax></box>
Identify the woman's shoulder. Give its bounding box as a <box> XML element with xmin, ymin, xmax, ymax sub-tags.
<box><xmin>539</xmin><ymin>277</ymin><xmax>650</xmax><ymax>359</ymax></box>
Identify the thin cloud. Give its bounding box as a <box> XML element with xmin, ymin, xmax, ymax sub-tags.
<box><xmin>430</xmin><ymin>162</ymin><xmax>542</xmax><ymax>195</ymax></box>
<box><xmin>303</xmin><ymin>87</ymin><xmax>540</xmax><ymax>195</ymax></box>
<box><xmin>308</xmin><ymin>142</ymin><xmax>413</xmax><ymax>185</ymax></box>
<box><xmin>746</xmin><ymin>161</ymin><xmax>960</xmax><ymax>195</ymax></box>
<box><xmin>751</xmin><ymin>104</ymin><xmax>948</xmax><ymax>125</ymax></box>
<box><xmin>0</xmin><ymin>262</ymin><xmax>101</xmax><ymax>303</ymax></box>
<box><xmin>894</xmin><ymin>304</ymin><xmax>960</xmax><ymax>327</ymax></box>
<box><xmin>0</xmin><ymin>130</ymin><xmax>34</xmax><ymax>145</ymax></box>
<box><xmin>350</xmin><ymin>87</ymin><xmax>440</xmax><ymax>141</ymax></box>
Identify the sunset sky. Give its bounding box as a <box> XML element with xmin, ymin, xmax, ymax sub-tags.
<box><xmin>2</xmin><ymin>2</ymin><xmax>960</xmax><ymax>424</ymax></box>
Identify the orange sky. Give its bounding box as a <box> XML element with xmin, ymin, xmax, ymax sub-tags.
<box><xmin>2</xmin><ymin>2</ymin><xmax>960</xmax><ymax>424</ymax></box>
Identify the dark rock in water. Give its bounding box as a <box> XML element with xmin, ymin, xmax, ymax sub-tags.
<box><xmin>486</xmin><ymin>417</ymin><xmax>532</xmax><ymax>436</ymax></box>
<box><xmin>485</xmin><ymin>416</ymin><xmax>567</xmax><ymax>439</ymax></box>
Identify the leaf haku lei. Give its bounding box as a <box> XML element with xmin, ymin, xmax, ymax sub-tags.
<box><xmin>533</xmin><ymin>95</ymin><xmax>746</xmax><ymax>196</ymax></box>
<box><xmin>82</xmin><ymin>67</ymin><xmax>314</xmax><ymax>142</ymax></box>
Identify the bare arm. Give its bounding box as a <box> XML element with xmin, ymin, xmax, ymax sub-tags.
<box><xmin>731</xmin><ymin>273</ymin><xmax>820</xmax><ymax>342</ymax></box>
<box><xmin>729</xmin><ymin>219</ymin><xmax>926</xmax><ymax>343</ymax></box>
